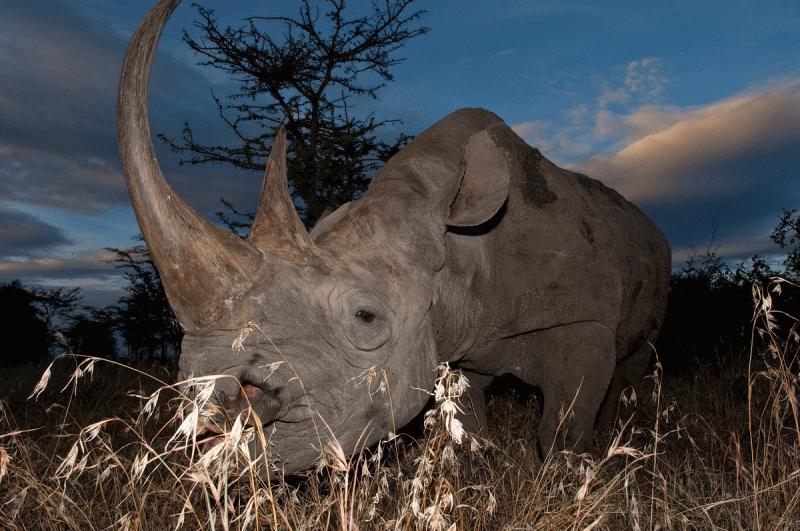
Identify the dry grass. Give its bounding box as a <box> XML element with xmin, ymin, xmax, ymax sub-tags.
<box><xmin>1</xmin><ymin>279</ymin><xmax>798</xmax><ymax>530</ymax></box>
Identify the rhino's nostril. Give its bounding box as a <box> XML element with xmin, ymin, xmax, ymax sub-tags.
<box><xmin>243</xmin><ymin>383</ymin><xmax>265</xmax><ymax>401</ymax></box>
<box><xmin>223</xmin><ymin>382</ymin><xmax>281</xmax><ymax>426</ymax></box>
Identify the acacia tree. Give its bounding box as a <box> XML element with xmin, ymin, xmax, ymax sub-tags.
<box><xmin>64</xmin><ymin>307</ymin><xmax>118</xmax><ymax>359</ymax></box>
<box><xmin>771</xmin><ymin>208</ymin><xmax>800</xmax><ymax>278</ymax></box>
<box><xmin>160</xmin><ymin>0</ymin><xmax>427</xmax><ymax>225</ymax></box>
<box><xmin>108</xmin><ymin>245</ymin><xmax>182</xmax><ymax>361</ymax></box>
<box><xmin>31</xmin><ymin>286</ymin><xmax>82</xmax><ymax>336</ymax></box>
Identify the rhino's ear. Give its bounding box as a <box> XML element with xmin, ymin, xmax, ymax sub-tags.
<box><xmin>447</xmin><ymin>130</ymin><xmax>510</xmax><ymax>227</ymax></box>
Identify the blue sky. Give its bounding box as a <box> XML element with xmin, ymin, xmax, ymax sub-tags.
<box><xmin>1</xmin><ymin>0</ymin><xmax>799</xmax><ymax>307</ymax></box>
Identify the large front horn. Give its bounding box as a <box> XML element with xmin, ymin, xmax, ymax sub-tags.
<box><xmin>117</xmin><ymin>0</ymin><xmax>314</xmax><ymax>331</ymax></box>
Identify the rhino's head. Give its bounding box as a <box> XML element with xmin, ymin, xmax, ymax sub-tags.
<box><xmin>118</xmin><ymin>0</ymin><xmax>510</xmax><ymax>475</ymax></box>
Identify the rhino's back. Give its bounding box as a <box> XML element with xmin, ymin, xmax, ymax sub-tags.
<box><xmin>484</xmin><ymin>122</ymin><xmax>670</xmax><ymax>354</ymax></box>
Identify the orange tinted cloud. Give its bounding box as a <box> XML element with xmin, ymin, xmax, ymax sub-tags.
<box><xmin>579</xmin><ymin>80</ymin><xmax>800</xmax><ymax>203</ymax></box>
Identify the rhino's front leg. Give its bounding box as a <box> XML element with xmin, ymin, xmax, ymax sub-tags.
<box><xmin>456</xmin><ymin>370</ymin><xmax>493</xmax><ymax>436</ymax></box>
<box><xmin>509</xmin><ymin>322</ymin><xmax>616</xmax><ymax>455</ymax></box>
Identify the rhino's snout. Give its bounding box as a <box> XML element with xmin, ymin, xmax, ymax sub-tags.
<box><xmin>218</xmin><ymin>383</ymin><xmax>281</xmax><ymax>427</ymax></box>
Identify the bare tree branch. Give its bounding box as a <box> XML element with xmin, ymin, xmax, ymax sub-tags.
<box><xmin>159</xmin><ymin>0</ymin><xmax>427</xmax><ymax>225</ymax></box>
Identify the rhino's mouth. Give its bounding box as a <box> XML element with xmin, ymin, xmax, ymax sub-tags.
<box><xmin>196</xmin><ymin>423</ymin><xmax>226</xmax><ymax>452</ymax></box>
<box><xmin>195</xmin><ymin>415</ymin><xmax>279</xmax><ymax>453</ymax></box>
<box><xmin>191</xmin><ymin>381</ymin><xmax>306</xmax><ymax>454</ymax></box>
<box><xmin>194</xmin><ymin>395</ymin><xmax>283</xmax><ymax>454</ymax></box>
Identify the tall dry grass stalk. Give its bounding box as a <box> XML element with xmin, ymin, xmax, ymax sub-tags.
<box><xmin>0</xmin><ymin>278</ymin><xmax>798</xmax><ymax>529</ymax></box>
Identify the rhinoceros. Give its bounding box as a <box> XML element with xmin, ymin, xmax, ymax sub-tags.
<box><xmin>118</xmin><ymin>0</ymin><xmax>670</xmax><ymax>475</ymax></box>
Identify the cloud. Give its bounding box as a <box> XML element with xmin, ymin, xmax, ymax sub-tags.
<box><xmin>0</xmin><ymin>1</ymin><xmax>122</xmax><ymax>153</ymax></box>
<box><xmin>512</xmin><ymin>117</ymin><xmax>595</xmax><ymax>162</ymax></box>
<box><xmin>513</xmin><ymin>58</ymin><xmax>678</xmax><ymax>162</ymax></box>
<box><xmin>0</xmin><ymin>207</ymin><xmax>72</xmax><ymax>258</ymax></box>
<box><xmin>0</xmin><ymin>146</ymin><xmax>129</xmax><ymax>215</ymax></box>
<box><xmin>571</xmin><ymin>78</ymin><xmax>800</xmax><ymax>266</ymax></box>
<box><xmin>0</xmin><ymin>249</ymin><xmax>126</xmax><ymax>307</ymax></box>
<box><xmin>0</xmin><ymin>249</ymin><xmax>117</xmax><ymax>280</ymax></box>
<box><xmin>598</xmin><ymin>86</ymin><xmax>630</xmax><ymax>109</ymax></box>
<box><xmin>0</xmin><ymin>0</ymin><xmax>228</xmax><ymax>216</ymax></box>
<box><xmin>624</xmin><ymin>57</ymin><xmax>669</xmax><ymax>101</ymax></box>
<box><xmin>0</xmin><ymin>1</ymin><xmax>133</xmax><ymax>214</ymax></box>
<box><xmin>566</xmin><ymin>103</ymin><xmax>589</xmax><ymax>125</ymax></box>
<box><xmin>595</xmin><ymin>58</ymin><xmax>668</xmax><ymax>114</ymax></box>
<box><xmin>610</xmin><ymin>105</ymin><xmax>684</xmax><ymax>143</ymax></box>
<box><xmin>513</xmin><ymin>65</ymin><xmax>800</xmax><ymax>267</ymax></box>
<box><xmin>511</xmin><ymin>121</ymin><xmax>557</xmax><ymax>156</ymax></box>
<box><xmin>491</xmin><ymin>48</ymin><xmax>518</xmax><ymax>59</ymax></box>
<box><xmin>580</xmin><ymin>80</ymin><xmax>800</xmax><ymax>204</ymax></box>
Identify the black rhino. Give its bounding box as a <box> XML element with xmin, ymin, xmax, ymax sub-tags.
<box><xmin>118</xmin><ymin>0</ymin><xmax>671</xmax><ymax>475</ymax></box>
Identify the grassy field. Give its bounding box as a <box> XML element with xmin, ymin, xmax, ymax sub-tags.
<box><xmin>1</xmin><ymin>280</ymin><xmax>798</xmax><ymax>530</ymax></box>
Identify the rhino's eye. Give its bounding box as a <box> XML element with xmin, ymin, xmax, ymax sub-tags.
<box><xmin>355</xmin><ymin>309</ymin><xmax>376</xmax><ymax>324</ymax></box>
<box><xmin>344</xmin><ymin>304</ymin><xmax>391</xmax><ymax>351</ymax></box>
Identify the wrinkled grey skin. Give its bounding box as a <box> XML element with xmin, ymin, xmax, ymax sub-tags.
<box><xmin>118</xmin><ymin>0</ymin><xmax>670</xmax><ymax>476</ymax></box>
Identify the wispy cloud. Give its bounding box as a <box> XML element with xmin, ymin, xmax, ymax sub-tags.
<box><xmin>491</xmin><ymin>48</ymin><xmax>518</xmax><ymax>59</ymax></box>
<box><xmin>624</xmin><ymin>57</ymin><xmax>669</xmax><ymax>102</ymax></box>
<box><xmin>513</xmin><ymin>58</ymin><xmax>676</xmax><ymax>162</ymax></box>
<box><xmin>597</xmin><ymin>86</ymin><xmax>630</xmax><ymax>109</ymax></box>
